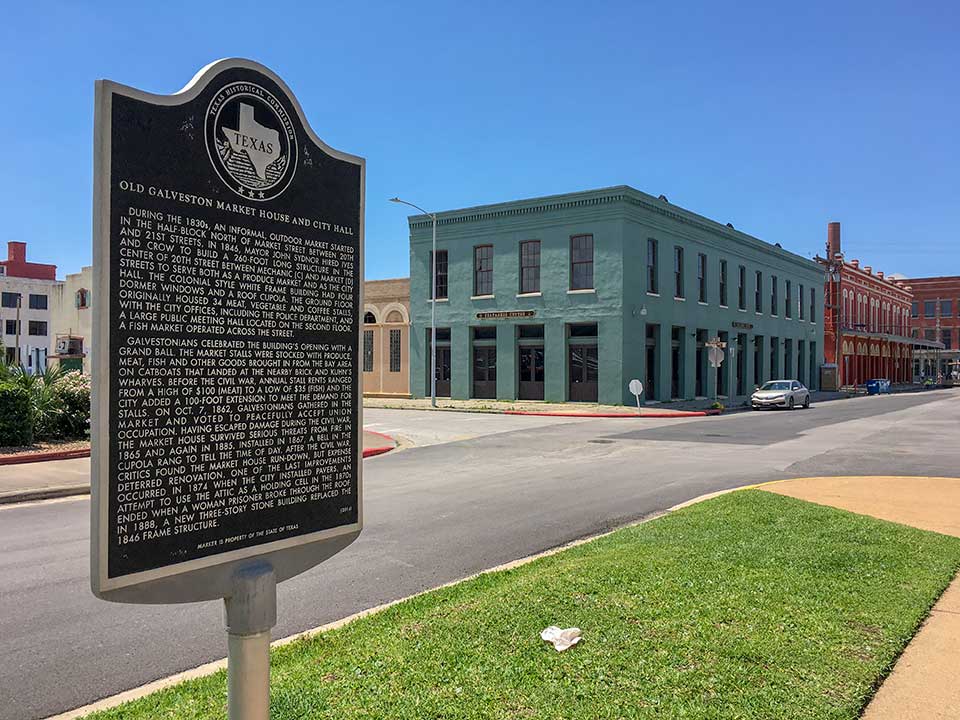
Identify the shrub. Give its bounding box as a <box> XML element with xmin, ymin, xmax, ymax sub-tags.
<box><xmin>0</xmin><ymin>382</ymin><xmax>33</xmax><ymax>447</ymax></box>
<box><xmin>51</xmin><ymin>371</ymin><xmax>91</xmax><ymax>439</ymax></box>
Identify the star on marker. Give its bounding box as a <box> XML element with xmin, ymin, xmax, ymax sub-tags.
<box><xmin>237</xmin><ymin>186</ymin><xmax>245</xmax><ymax>195</ymax></box>
<box><xmin>258</xmin><ymin>191</ymin><xmax>265</xmax><ymax>199</ymax></box>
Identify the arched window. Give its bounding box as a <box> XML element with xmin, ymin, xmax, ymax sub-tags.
<box><xmin>363</xmin><ymin>311</ymin><xmax>377</xmax><ymax>324</ymax></box>
<box><xmin>385</xmin><ymin>310</ymin><xmax>404</xmax><ymax>323</ymax></box>
<box><xmin>76</xmin><ymin>288</ymin><xmax>90</xmax><ymax>309</ymax></box>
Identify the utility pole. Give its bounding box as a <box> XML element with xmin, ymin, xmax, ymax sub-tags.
<box><xmin>14</xmin><ymin>293</ymin><xmax>21</xmax><ymax>368</ymax></box>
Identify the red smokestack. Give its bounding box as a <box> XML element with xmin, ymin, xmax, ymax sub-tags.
<box><xmin>827</xmin><ymin>222</ymin><xmax>841</xmax><ymax>258</ymax></box>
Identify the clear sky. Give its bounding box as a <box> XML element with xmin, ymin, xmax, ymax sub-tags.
<box><xmin>1</xmin><ymin>0</ymin><xmax>956</xmax><ymax>281</ymax></box>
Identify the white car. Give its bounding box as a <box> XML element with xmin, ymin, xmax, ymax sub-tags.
<box><xmin>751</xmin><ymin>380</ymin><xmax>810</xmax><ymax>410</ymax></box>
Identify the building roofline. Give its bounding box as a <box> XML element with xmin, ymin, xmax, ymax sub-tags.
<box><xmin>901</xmin><ymin>275</ymin><xmax>960</xmax><ymax>283</ymax></box>
<box><xmin>405</xmin><ymin>185</ymin><xmax>818</xmax><ymax>271</ymax></box>
<box><xmin>364</xmin><ymin>276</ymin><xmax>409</xmax><ymax>284</ymax></box>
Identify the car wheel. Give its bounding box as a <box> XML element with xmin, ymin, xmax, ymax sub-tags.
<box><xmin>788</xmin><ymin>397</ymin><xmax>795</xmax><ymax>410</ymax></box>
<box><xmin>803</xmin><ymin>395</ymin><xmax>810</xmax><ymax>409</ymax></box>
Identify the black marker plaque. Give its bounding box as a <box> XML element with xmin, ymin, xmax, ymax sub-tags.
<box><xmin>92</xmin><ymin>59</ymin><xmax>364</xmax><ymax>601</ymax></box>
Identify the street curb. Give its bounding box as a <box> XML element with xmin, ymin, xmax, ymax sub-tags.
<box><xmin>0</xmin><ymin>448</ymin><xmax>90</xmax><ymax>466</ymax></box>
<box><xmin>502</xmin><ymin>409</ymin><xmax>718</xmax><ymax>418</ymax></box>
<box><xmin>0</xmin><ymin>485</ymin><xmax>90</xmax><ymax>506</ymax></box>
<box><xmin>44</xmin><ymin>485</ymin><xmax>743</xmax><ymax>720</ymax></box>
<box><xmin>1</xmin><ymin>437</ymin><xmax>398</xmax><ymax>507</ymax></box>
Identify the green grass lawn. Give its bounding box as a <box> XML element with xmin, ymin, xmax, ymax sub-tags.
<box><xmin>88</xmin><ymin>490</ymin><xmax>960</xmax><ymax>720</ymax></box>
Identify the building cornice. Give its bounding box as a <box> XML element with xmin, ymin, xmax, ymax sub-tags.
<box><xmin>408</xmin><ymin>185</ymin><xmax>819</xmax><ymax>274</ymax></box>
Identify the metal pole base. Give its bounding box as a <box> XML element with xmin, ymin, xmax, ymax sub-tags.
<box><xmin>224</xmin><ymin>562</ymin><xmax>277</xmax><ymax>720</ymax></box>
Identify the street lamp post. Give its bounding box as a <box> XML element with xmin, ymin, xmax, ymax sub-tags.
<box><xmin>389</xmin><ymin>197</ymin><xmax>438</xmax><ymax>407</ymax></box>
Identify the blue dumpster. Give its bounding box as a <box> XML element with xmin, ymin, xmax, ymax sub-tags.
<box><xmin>866</xmin><ymin>379</ymin><xmax>891</xmax><ymax>395</ymax></box>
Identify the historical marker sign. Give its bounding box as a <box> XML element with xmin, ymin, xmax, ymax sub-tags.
<box><xmin>91</xmin><ymin>59</ymin><xmax>365</xmax><ymax>603</ymax></box>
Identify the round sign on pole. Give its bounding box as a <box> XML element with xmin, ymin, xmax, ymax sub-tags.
<box><xmin>628</xmin><ymin>379</ymin><xmax>643</xmax><ymax>396</ymax></box>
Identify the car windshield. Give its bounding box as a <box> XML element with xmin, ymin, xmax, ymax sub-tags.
<box><xmin>759</xmin><ymin>381</ymin><xmax>791</xmax><ymax>391</ymax></box>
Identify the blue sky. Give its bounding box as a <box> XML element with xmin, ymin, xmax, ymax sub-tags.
<box><xmin>1</xmin><ymin>1</ymin><xmax>956</xmax><ymax>280</ymax></box>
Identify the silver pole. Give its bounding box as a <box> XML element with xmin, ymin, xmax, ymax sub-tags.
<box><xmin>224</xmin><ymin>563</ymin><xmax>277</xmax><ymax>720</ymax></box>
<box><xmin>430</xmin><ymin>213</ymin><xmax>437</xmax><ymax>408</ymax></box>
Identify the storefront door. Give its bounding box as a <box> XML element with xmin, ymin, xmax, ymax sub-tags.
<box><xmin>518</xmin><ymin>346</ymin><xmax>544</xmax><ymax>400</ymax></box>
<box><xmin>434</xmin><ymin>346</ymin><xmax>451</xmax><ymax>397</ymax></box>
<box><xmin>472</xmin><ymin>346</ymin><xmax>497</xmax><ymax>399</ymax></box>
<box><xmin>568</xmin><ymin>344</ymin><xmax>598</xmax><ymax>402</ymax></box>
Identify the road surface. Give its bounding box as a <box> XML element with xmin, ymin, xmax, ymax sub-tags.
<box><xmin>2</xmin><ymin>391</ymin><xmax>958</xmax><ymax>719</ymax></box>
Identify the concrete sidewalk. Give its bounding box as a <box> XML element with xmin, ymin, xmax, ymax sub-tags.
<box><xmin>760</xmin><ymin>475</ymin><xmax>960</xmax><ymax>719</ymax></box>
<box><xmin>0</xmin><ymin>430</ymin><xmax>397</xmax><ymax>505</ymax></box>
<box><xmin>364</xmin><ymin>390</ymin><xmax>861</xmax><ymax>416</ymax></box>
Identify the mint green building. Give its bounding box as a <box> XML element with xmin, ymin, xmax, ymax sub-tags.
<box><xmin>407</xmin><ymin>186</ymin><xmax>824</xmax><ymax>405</ymax></box>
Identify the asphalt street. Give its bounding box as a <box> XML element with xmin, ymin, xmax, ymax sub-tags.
<box><xmin>2</xmin><ymin>390</ymin><xmax>958</xmax><ymax>719</ymax></box>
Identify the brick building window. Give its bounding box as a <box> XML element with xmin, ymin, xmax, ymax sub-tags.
<box><xmin>719</xmin><ymin>259</ymin><xmax>728</xmax><ymax>306</ymax></box>
<box><xmin>943</xmin><ymin>329</ymin><xmax>952</xmax><ymax>350</ymax></box>
<box><xmin>674</xmin><ymin>246</ymin><xmax>684</xmax><ymax>298</ymax></box>
<box><xmin>389</xmin><ymin>329</ymin><xmax>402</xmax><ymax>372</ymax></box>
<box><xmin>431</xmin><ymin>250</ymin><xmax>448</xmax><ymax>299</ymax></box>
<box><xmin>646</xmin><ymin>238</ymin><xmax>658</xmax><ymax>294</ymax></box>
<box><xmin>474</xmin><ymin>245</ymin><xmax>494</xmax><ymax>296</ymax></box>
<box><xmin>363</xmin><ymin>330</ymin><xmax>374</xmax><ymax>372</ymax></box>
<box><xmin>924</xmin><ymin>300</ymin><xmax>936</xmax><ymax>318</ymax></box>
<box><xmin>570</xmin><ymin>235</ymin><xmax>594</xmax><ymax>290</ymax></box>
<box><xmin>911</xmin><ymin>301</ymin><xmax>919</xmax><ymax>318</ymax></box>
<box><xmin>519</xmin><ymin>240</ymin><xmax>540</xmax><ymax>294</ymax></box>
<box><xmin>942</xmin><ymin>299</ymin><xmax>953</xmax><ymax>317</ymax></box>
<box><xmin>738</xmin><ymin>266</ymin><xmax>746</xmax><ymax>310</ymax></box>
<box><xmin>698</xmin><ymin>254</ymin><xmax>708</xmax><ymax>303</ymax></box>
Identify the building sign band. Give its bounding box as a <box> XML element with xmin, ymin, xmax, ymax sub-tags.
<box><xmin>476</xmin><ymin>310</ymin><xmax>536</xmax><ymax>320</ymax></box>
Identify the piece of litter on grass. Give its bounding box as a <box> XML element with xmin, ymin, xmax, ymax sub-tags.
<box><xmin>540</xmin><ymin>626</ymin><xmax>582</xmax><ymax>652</ymax></box>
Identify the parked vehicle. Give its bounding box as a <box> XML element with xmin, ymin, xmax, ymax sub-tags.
<box><xmin>751</xmin><ymin>380</ymin><xmax>810</xmax><ymax>410</ymax></box>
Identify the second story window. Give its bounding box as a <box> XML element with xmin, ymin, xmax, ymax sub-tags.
<box><xmin>647</xmin><ymin>238</ymin><xmax>658</xmax><ymax>294</ymax></box>
<box><xmin>698</xmin><ymin>253</ymin><xmax>707</xmax><ymax>302</ymax></box>
<box><xmin>799</xmin><ymin>284</ymin><xmax>805</xmax><ymax>319</ymax></box>
<box><xmin>28</xmin><ymin>321</ymin><xmax>47</xmax><ymax>336</ymax></box>
<box><xmin>674</xmin><ymin>246</ymin><xmax>684</xmax><ymax>298</ymax></box>
<box><xmin>1</xmin><ymin>292</ymin><xmax>19</xmax><ymax>308</ymax></box>
<box><xmin>785</xmin><ymin>280</ymin><xmax>792</xmax><ymax>318</ymax></box>
<box><xmin>942</xmin><ymin>299</ymin><xmax>953</xmax><ymax>317</ymax></box>
<box><xmin>771</xmin><ymin>276</ymin><xmax>778</xmax><ymax>315</ymax></box>
<box><xmin>570</xmin><ymin>234</ymin><xmax>594</xmax><ymax>290</ymax></box>
<box><xmin>519</xmin><ymin>240</ymin><xmax>540</xmax><ymax>294</ymax></box>
<box><xmin>28</xmin><ymin>294</ymin><xmax>47</xmax><ymax>310</ymax></box>
<box><xmin>810</xmin><ymin>287</ymin><xmax>816</xmax><ymax>322</ymax></box>
<box><xmin>911</xmin><ymin>301</ymin><xmax>919</xmax><ymax>318</ymax></box>
<box><xmin>755</xmin><ymin>271</ymin><xmax>762</xmax><ymax>313</ymax></box>
<box><xmin>738</xmin><ymin>266</ymin><xmax>746</xmax><ymax>310</ymax></box>
<box><xmin>431</xmin><ymin>250</ymin><xmax>448</xmax><ymax>299</ymax></box>
<box><xmin>719</xmin><ymin>259</ymin><xmax>728</xmax><ymax>306</ymax></box>
<box><xmin>474</xmin><ymin>245</ymin><xmax>494</xmax><ymax>296</ymax></box>
<box><xmin>924</xmin><ymin>300</ymin><xmax>936</xmax><ymax>318</ymax></box>
<box><xmin>76</xmin><ymin>288</ymin><xmax>90</xmax><ymax>308</ymax></box>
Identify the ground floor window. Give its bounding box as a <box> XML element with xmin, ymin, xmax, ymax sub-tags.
<box><xmin>363</xmin><ymin>330</ymin><xmax>374</xmax><ymax>372</ymax></box>
<box><xmin>718</xmin><ymin>331</ymin><xmax>729</xmax><ymax>396</ymax></box>
<box><xmin>769</xmin><ymin>336</ymin><xmax>779</xmax><ymax>379</ymax></box>
<box><xmin>736</xmin><ymin>333</ymin><xmax>747</xmax><ymax>396</ymax></box>
<box><xmin>389</xmin><ymin>329</ymin><xmax>402</xmax><ymax>372</ymax></box>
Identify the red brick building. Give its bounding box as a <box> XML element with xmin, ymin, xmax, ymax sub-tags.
<box><xmin>819</xmin><ymin>223</ymin><xmax>914</xmax><ymax>386</ymax></box>
<box><xmin>904</xmin><ymin>275</ymin><xmax>960</xmax><ymax>380</ymax></box>
<box><xmin>0</xmin><ymin>241</ymin><xmax>57</xmax><ymax>280</ymax></box>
